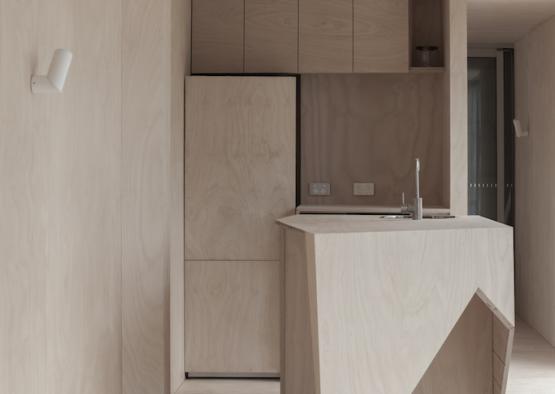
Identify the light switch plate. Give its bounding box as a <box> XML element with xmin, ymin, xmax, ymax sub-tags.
<box><xmin>353</xmin><ymin>182</ymin><xmax>375</xmax><ymax>196</ymax></box>
<box><xmin>309</xmin><ymin>182</ymin><xmax>331</xmax><ymax>196</ymax></box>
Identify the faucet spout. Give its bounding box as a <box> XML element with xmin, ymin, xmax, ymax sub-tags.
<box><xmin>416</xmin><ymin>158</ymin><xmax>420</xmax><ymax>199</ymax></box>
<box><xmin>400</xmin><ymin>159</ymin><xmax>424</xmax><ymax>220</ymax></box>
<box><xmin>413</xmin><ymin>158</ymin><xmax>423</xmax><ymax>220</ymax></box>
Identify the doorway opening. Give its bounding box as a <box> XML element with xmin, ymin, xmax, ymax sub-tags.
<box><xmin>467</xmin><ymin>49</ymin><xmax>515</xmax><ymax>225</ymax></box>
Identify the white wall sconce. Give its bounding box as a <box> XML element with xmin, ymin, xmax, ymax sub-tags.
<box><xmin>31</xmin><ymin>49</ymin><xmax>73</xmax><ymax>94</ymax></box>
<box><xmin>513</xmin><ymin>119</ymin><xmax>529</xmax><ymax>138</ymax></box>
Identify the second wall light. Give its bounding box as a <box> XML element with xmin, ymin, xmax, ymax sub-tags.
<box><xmin>31</xmin><ymin>48</ymin><xmax>73</xmax><ymax>94</ymax></box>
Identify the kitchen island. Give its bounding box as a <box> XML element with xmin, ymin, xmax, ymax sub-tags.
<box><xmin>279</xmin><ymin>215</ymin><xmax>514</xmax><ymax>394</ymax></box>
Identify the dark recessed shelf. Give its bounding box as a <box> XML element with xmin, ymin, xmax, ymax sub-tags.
<box><xmin>410</xmin><ymin>0</ymin><xmax>445</xmax><ymax>69</ymax></box>
<box><xmin>410</xmin><ymin>67</ymin><xmax>445</xmax><ymax>74</ymax></box>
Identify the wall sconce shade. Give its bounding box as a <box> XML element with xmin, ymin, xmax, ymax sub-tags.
<box><xmin>513</xmin><ymin>119</ymin><xmax>529</xmax><ymax>138</ymax></box>
<box><xmin>31</xmin><ymin>48</ymin><xmax>73</xmax><ymax>94</ymax></box>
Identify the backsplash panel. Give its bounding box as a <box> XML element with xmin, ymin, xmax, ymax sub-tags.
<box><xmin>301</xmin><ymin>73</ymin><xmax>446</xmax><ymax>207</ymax></box>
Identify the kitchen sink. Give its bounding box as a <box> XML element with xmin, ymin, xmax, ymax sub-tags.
<box><xmin>380</xmin><ymin>215</ymin><xmax>411</xmax><ymax>219</ymax></box>
<box><xmin>380</xmin><ymin>214</ymin><xmax>455</xmax><ymax>220</ymax></box>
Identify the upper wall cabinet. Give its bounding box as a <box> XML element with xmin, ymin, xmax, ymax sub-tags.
<box><xmin>354</xmin><ymin>0</ymin><xmax>409</xmax><ymax>72</ymax></box>
<box><xmin>192</xmin><ymin>0</ymin><xmax>244</xmax><ymax>73</ymax></box>
<box><xmin>245</xmin><ymin>0</ymin><xmax>299</xmax><ymax>73</ymax></box>
<box><xmin>299</xmin><ymin>0</ymin><xmax>353</xmax><ymax>73</ymax></box>
<box><xmin>191</xmin><ymin>0</ymin><xmax>414</xmax><ymax>74</ymax></box>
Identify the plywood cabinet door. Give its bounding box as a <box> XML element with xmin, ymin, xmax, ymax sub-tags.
<box><xmin>299</xmin><ymin>0</ymin><xmax>353</xmax><ymax>73</ymax></box>
<box><xmin>185</xmin><ymin>261</ymin><xmax>281</xmax><ymax>374</ymax></box>
<box><xmin>192</xmin><ymin>0</ymin><xmax>244</xmax><ymax>73</ymax></box>
<box><xmin>245</xmin><ymin>0</ymin><xmax>299</xmax><ymax>73</ymax></box>
<box><xmin>185</xmin><ymin>77</ymin><xmax>296</xmax><ymax>261</ymax></box>
<box><xmin>354</xmin><ymin>0</ymin><xmax>409</xmax><ymax>72</ymax></box>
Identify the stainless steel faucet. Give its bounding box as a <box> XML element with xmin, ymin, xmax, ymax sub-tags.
<box><xmin>401</xmin><ymin>158</ymin><xmax>423</xmax><ymax>220</ymax></box>
<box><xmin>413</xmin><ymin>158</ymin><xmax>423</xmax><ymax>220</ymax></box>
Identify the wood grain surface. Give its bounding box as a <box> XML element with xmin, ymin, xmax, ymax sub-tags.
<box><xmin>414</xmin><ymin>295</ymin><xmax>494</xmax><ymax>393</ymax></box>
<box><xmin>185</xmin><ymin>77</ymin><xmax>296</xmax><ymax>261</ymax></box>
<box><xmin>171</xmin><ymin>0</ymin><xmax>190</xmax><ymax>391</ymax></box>
<box><xmin>192</xmin><ymin>0</ymin><xmax>244</xmax><ymax>73</ymax></box>
<box><xmin>185</xmin><ymin>261</ymin><xmax>281</xmax><ymax>374</ymax></box>
<box><xmin>444</xmin><ymin>0</ymin><xmax>468</xmax><ymax>214</ymax></box>
<box><xmin>515</xmin><ymin>16</ymin><xmax>555</xmax><ymax>348</ymax></box>
<box><xmin>354</xmin><ymin>0</ymin><xmax>409</xmax><ymax>72</ymax></box>
<box><xmin>281</xmin><ymin>216</ymin><xmax>514</xmax><ymax>394</ymax></box>
<box><xmin>1</xmin><ymin>1</ymin><xmax>187</xmax><ymax>394</ymax></box>
<box><xmin>283</xmin><ymin>229</ymin><xmax>319</xmax><ymax>394</ymax></box>
<box><xmin>0</xmin><ymin>1</ymin><xmax>122</xmax><ymax>394</ymax></box>
<box><xmin>299</xmin><ymin>0</ymin><xmax>353</xmax><ymax>73</ymax></box>
<box><xmin>505</xmin><ymin>319</ymin><xmax>555</xmax><ymax>393</ymax></box>
<box><xmin>0</xmin><ymin>2</ymin><xmax>50</xmax><ymax>392</ymax></box>
<box><xmin>122</xmin><ymin>0</ymin><xmax>179</xmax><ymax>393</ymax></box>
<box><xmin>178</xmin><ymin>379</ymin><xmax>279</xmax><ymax>394</ymax></box>
<box><xmin>245</xmin><ymin>0</ymin><xmax>299</xmax><ymax>73</ymax></box>
<box><xmin>301</xmin><ymin>73</ymin><xmax>445</xmax><ymax>207</ymax></box>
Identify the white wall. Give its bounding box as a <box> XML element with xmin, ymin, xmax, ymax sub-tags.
<box><xmin>515</xmin><ymin>15</ymin><xmax>555</xmax><ymax>344</ymax></box>
<box><xmin>0</xmin><ymin>1</ymin><xmax>188</xmax><ymax>393</ymax></box>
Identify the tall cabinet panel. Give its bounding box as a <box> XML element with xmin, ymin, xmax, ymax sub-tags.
<box><xmin>245</xmin><ymin>0</ymin><xmax>299</xmax><ymax>73</ymax></box>
<box><xmin>185</xmin><ymin>77</ymin><xmax>296</xmax><ymax>261</ymax></box>
<box><xmin>185</xmin><ymin>261</ymin><xmax>281</xmax><ymax>374</ymax></box>
<box><xmin>299</xmin><ymin>0</ymin><xmax>353</xmax><ymax>73</ymax></box>
<box><xmin>192</xmin><ymin>0</ymin><xmax>244</xmax><ymax>73</ymax></box>
<box><xmin>184</xmin><ymin>76</ymin><xmax>296</xmax><ymax>376</ymax></box>
<box><xmin>354</xmin><ymin>0</ymin><xmax>409</xmax><ymax>72</ymax></box>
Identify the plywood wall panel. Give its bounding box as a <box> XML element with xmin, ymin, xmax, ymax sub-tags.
<box><xmin>445</xmin><ymin>0</ymin><xmax>468</xmax><ymax>215</ymax></box>
<box><xmin>45</xmin><ymin>0</ymin><xmax>123</xmax><ymax>392</ymax></box>
<box><xmin>1</xmin><ymin>0</ymin><xmax>123</xmax><ymax>393</ymax></box>
<box><xmin>122</xmin><ymin>0</ymin><xmax>172</xmax><ymax>393</ymax></box>
<box><xmin>301</xmin><ymin>74</ymin><xmax>445</xmax><ymax>207</ymax></box>
<box><xmin>2</xmin><ymin>1</ymin><xmax>187</xmax><ymax>393</ymax></box>
<box><xmin>170</xmin><ymin>0</ymin><xmax>190</xmax><ymax>391</ymax></box>
<box><xmin>515</xmin><ymin>16</ymin><xmax>555</xmax><ymax>346</ymax></box>
<box><xmin>0</xmin><ymin>1</ymin><xmax>46</xmax><ymax>393</ymax></box>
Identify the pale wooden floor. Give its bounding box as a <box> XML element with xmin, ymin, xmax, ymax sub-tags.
<box><xmin>178</xmin><ymin>318</ymin><xmax>555</xmax><ymax>394</ymax></box>
<box><xmin>507</xmin><ymin>318</ymin><xmax>555</xmax><ymax>393</ymax></box>
<box><xmin>177</xmin><ymin>379</ymin><xmax>279</xmax><ymax>394</ymax></box>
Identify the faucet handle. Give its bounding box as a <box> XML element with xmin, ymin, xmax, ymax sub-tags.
<box><xmin>401</xmin><ymin>192</ymin><xmax>408</xmax><ymax>212</ymax></box>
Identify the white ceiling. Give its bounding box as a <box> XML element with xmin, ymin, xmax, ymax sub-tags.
<box><xmin>468</xmin><ymin>0</ymin><xmax>555</xmax><ymax>46</ymax></box>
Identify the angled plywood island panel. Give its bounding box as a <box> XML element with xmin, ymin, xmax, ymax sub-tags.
<box><xmin>279</xmin><ymin>215</ymin><xmax>514</xmax><ymax>394</ymax></box>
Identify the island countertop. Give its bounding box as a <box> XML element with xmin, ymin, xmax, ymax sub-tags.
<box><xmin>278</xmin><ymin>214</ymin><xmax>509</xmax><ymax>234</ymax></box>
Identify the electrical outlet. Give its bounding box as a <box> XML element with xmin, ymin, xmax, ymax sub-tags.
<box><xmin>353</xmin><ymin>182</ymin><xmax>375</xmax><ymax>196</ymax></box>
<box><xmin>309</xmin><ymin>182</ymin><xmax>331</xmax><ymax>196</ymax></box>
